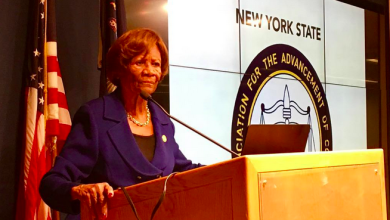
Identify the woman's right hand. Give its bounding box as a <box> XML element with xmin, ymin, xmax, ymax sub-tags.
<box><xmin>71</xmin><ymin>182</ymin><xmax>114</xmax><ymax>220</ymax></box>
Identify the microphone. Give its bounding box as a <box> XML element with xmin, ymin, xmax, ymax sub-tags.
<box><xmin>140</xmin><ymin>90</ymin><xmax>240</xmax><ymax>157</ymax></box>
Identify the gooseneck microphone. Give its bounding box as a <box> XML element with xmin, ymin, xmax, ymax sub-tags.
<box><xmin>140</xmin><ymin>90</ymin><xmax>240</xmax><ymax>158</ymax></box>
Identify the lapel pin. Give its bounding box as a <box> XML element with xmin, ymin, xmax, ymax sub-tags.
<box><xmin>162</xmin><ymin>135</ymin><xmax>167</xmax><ymax>143</ymax></box>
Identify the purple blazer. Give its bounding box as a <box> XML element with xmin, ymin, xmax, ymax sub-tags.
<box><xmin>39</xmin><ymin>91</ymin><xmax>201</xmax><ymax>219</ymax></box>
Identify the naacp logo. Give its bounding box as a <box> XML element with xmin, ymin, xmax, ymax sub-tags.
<box><xmin>231</xmin><ymin>44</ymin><xmax>332</xmax><ymax>155</ymax></box>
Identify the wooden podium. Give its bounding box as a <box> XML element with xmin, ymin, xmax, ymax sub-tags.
<box><xmin>81</xmin><ymin>149</ymin><xmax>387</xmax><ymax>220</ymax></box>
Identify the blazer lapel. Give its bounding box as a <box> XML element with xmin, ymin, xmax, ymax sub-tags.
<box><xmin>149</xmin><ymin>102</ymin><xmax>169</xmax><ymax>170</ymax></box>
<box><xmin>104</xmin><ymin>92</ymin><xmax>162</xmax><ymax>176</ymax></box>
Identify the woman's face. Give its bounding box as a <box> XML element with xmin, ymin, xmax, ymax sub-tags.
<box><xmin>123</xmin><ymin>44</ymin><xmax>162</xmax><ymax>95</ymax></box>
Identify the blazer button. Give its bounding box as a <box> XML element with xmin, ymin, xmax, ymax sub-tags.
<box><xmin>137</xmin><ymin>176</ymin><xmax>142</xmax><ymax>180</ymax></box>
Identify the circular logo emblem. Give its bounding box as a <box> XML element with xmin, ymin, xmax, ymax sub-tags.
<box><xmin>231</xmin><ymin>44</ymin><xmax>332</xmax><ymax>155</ymax></box>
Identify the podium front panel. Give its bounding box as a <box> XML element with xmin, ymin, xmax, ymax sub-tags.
<box><xmin>259</xmin><ymin>164</ymin><xmax>383</xmax><ymax>220</ymax></box>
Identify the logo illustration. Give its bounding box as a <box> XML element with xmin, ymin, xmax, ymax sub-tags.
<box><xmin>259</xmin><ymin>85</ymin><xmax>316</xmax><ymax>152</ymax></box>
<box><xmin>231</xmin><ymin>44</ymin><xmax>332</xmax><ymax>156</ymax></box>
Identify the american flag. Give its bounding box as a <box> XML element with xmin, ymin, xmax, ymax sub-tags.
<box><xmin>99</xmin><ymin>0</ymin><xmax>127</xmax><ymax>96</ymax></box>
<box><xmin>16</xmin><ymin>0</ymin><xmax>71</xmax><ymax>219</ymax></box>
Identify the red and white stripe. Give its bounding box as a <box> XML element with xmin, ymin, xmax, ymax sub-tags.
<box><xmin>46</xmin><ymin>41</ymin><xmax>71</xmax><ymax>153</ymax></box>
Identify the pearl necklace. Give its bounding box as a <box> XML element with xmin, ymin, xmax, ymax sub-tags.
<box><xmin>127</xmin><ymin>104</ymin><xmax>150</xmax><ymax>127</ymax></box>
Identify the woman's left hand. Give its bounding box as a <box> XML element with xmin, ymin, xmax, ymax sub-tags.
<box><xmin>71</xmin><ymin>182</ymin><xmax>114</xmax><ymax>219</ymax></box>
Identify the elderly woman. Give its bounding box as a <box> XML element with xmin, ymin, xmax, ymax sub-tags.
<box><xmin>40</xmin><ymin>28</ymin><xmax>201</xmax><ymax>220</ymax></box>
